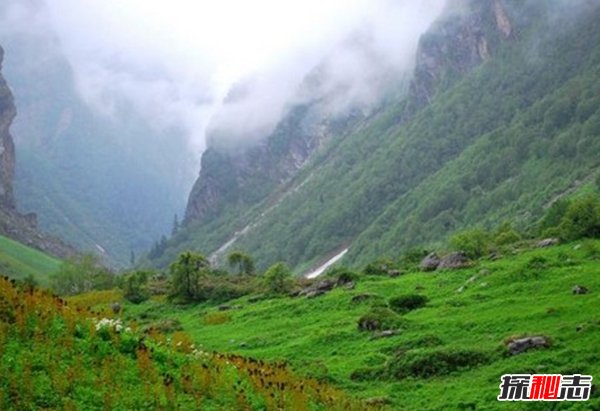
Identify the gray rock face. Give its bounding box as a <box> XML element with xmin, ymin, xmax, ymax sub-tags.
<box><xmin>420</xmin><ymin>252</ymin><xmax>441</xmax><ymax>271</ymax></box>
<box><xmin>437</xmin><ymin>252</ymin><xmax>470</xmax><ymax>270</ymax></box>
<box><xmin>0</xmin><ymin>46</ymin><xmax>16</xmax><ymax>210</ymax></box>
<box><xmin>506</xmin><ymin>336</ymin><xmax>549</xmax><ymax>355</ymax></box>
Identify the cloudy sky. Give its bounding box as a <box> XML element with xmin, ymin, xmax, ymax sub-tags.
<box><xmin>2</xmin><ymin>0</ymin><xmax>445</xmax><ymax>154</ymax></box>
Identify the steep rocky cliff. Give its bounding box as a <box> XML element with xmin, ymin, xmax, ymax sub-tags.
<box><xmin>0</xmin><ymin>45</ymin><xmax>74</xmax><ymax>259</ymax></box>
<box><xmin>0</xmin><ymin>46</ymin><xmax>16</xmax><ymax>210</ymax></box>
<box><xmin>408</xmin><ymin>0</ymin><xmax>512</xmax><ymax>110</ymax></box>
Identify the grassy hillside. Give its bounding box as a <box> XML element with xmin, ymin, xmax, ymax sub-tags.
<box><xmin>154</xmin><ymin>1</ymin><xmax>600</xmax><ymax>274</ymax></box>
<box><xmin>0</xmin><ymin>234</ymin><xmax>61</xmax><ymax>284</ymax></box>
<box><xmin>127</xmin><ymin>240</ymin><xmax>600</xmax><ymax>410</ymax></box>
<box><xmin>0</xmin><ymin>277</ymin><xmax>369</xmax><ymax>410</ymax></box>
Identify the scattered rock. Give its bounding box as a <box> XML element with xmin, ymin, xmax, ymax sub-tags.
<box><xmin>305</xmin><ymin>289</ymin><xmax>327</xmax><ymax>299</ymax></box>
<box><xmin>506</xmin><ymin>336</ymin><xmax>550</xmax><ymax>355</ymax></box>
<box><xmin>479</xmin><ymin>269</ymin><xmax>491</xmax><ymax>276</ymax></box>
<box><xmin>371</xmin><ymin>330</ymin><xmax>397</xmax><ymax>339</ymax></box>
<box><xmin>488</xmin><ymin>251</ymin><xmax>501</xmax><ymax>260</ymax></box>
<box><xmin>572</xmin><ymin>285</ymin><xmax>589</xmax><ymax>295</ymax></box>
<box><xmin>365</xmin><ymin>397</ymin><xmax>391</xmax><ymax>406</ymax></box>
<box><xmin>315</xmin><ymin>279</ymin><xmax>336</xmax><ymax>291</ymax></box>
<box><xmin>110</xmin><ymin>302</ymin><xmax>121</xmax><ymax>315</ymax></box>
<box><xmin>537</xmin><ymin>238</ymin><xmax>559</xmax><ymax>248</ymax></box>
<box><xmin>358</xmin><ymin>318</ymin><xmax>380</xmax><ymax>332</ymax></box>
<box><xmin>344</xmin><ymin>281</ymin><xmax>356</xmax><ymax>290</ymax></box>
<box><xmin>388</xmin><ymin>269</ymin><xmax>403</xmax><ymax>277</ymax></box>
<box><xmin>351</xmin><ymin>293</ymin><xmax>378</xmax><ymax>303</ymax></box>
<box><xmin>420</xmin><ymin>252</ymin><xmax>441</xmax><ymax>271</ymax></box>
<box><xmin>437</xmin><ymin>252</ymin><xmax>470</xmax><ymax>270</ymax></box>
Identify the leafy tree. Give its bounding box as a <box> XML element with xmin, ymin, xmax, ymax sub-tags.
<box><xmin>122</xmin><ymin>270</ymin><xmax>152</xmax><ymax>304</ymax></box>
<box><xmin>227</xmin><ymin>251</ymin><xmax>255</xmax><ymax>275</ymax></box>
<box><xmin>449</xmin><ymin>227</ymin><xmax>491</xmax><ymax>259</ymax></box>
<box><xmin>50</xmin><ymin>254</ymin><xmax>115</xmax><ymax>295</ymax></box>
<box><xmin>169</xmin><ymin>252</ymin><xmax>210</xmax><ymax>302</ymax></box>
<box><xmin>263</xmin><ymin>262</ymin><xmax>293</xmax><ymax>295</ymax></box>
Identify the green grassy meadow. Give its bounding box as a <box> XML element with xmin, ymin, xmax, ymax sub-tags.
<box><xmin>0</xmin><ymin>234</ymin><xmax>61</xmax><ymax>284</ymax></box>
<box><xmin>126</xmin><ymin>241</ymin><xmax>600</xmax><ymax>410</ymax></box>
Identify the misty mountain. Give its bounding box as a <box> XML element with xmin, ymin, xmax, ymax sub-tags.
<box><xmin>0</xmin><ymin>45</ymin><xmax>74</xmax><ymax>258</ymax></box>
<box><xmin>0</xmin><ymin>19</ymin><xmax>194</xmax><ymax>267</ymax></box>
<box><xmin>148</xmin><ymin>0</ymin><xmax>600</xmax><ymax>272</ymax></box>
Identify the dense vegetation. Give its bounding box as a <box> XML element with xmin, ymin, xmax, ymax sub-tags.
<box><xmin>0</xmin><ymin>277</ymin><xmax>369</xmax><ymax>410</ymax></box>
<box><xmin>151</xmin><ymin>1</ymin><xmax>600</xmax><ymax>275</ymax></box>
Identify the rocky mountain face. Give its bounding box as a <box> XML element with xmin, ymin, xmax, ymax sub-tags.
<box><xmin>0</xmin><ymin>45</ymin><xmax>74</xmax><ymax>258</ymax></box>
<box><xmin>0</xmin><ymin>46</ymin><xmax>15</xmax><ymax>210</ymax></box>
<box><xmin>184</xmin><ymin>0</ymin><xmax>513</xmax><ymax>226</ymax></box>
<box><xmin>185</xmin><ymin>102</ymin><xmax>362</xmax><ymax>224</ymax></box>
<box><xmin>408</xmin><ymin>0</ymin><xmax>512</xmax><ymax>111</ymax></box>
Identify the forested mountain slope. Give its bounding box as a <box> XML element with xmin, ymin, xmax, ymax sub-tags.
<box><xmin>0</xmin><ymin>18</ymin><xmax>193</xmax><ymax>267</ymax></box>
<box><xmin>151</xmin><ymin>0</ymin><xmax>600</xmax><ymax>272</ymax></box>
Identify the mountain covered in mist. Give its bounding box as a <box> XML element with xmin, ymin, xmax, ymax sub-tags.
<box><xmin>0</xmin><ymin>45</ymin><xmax>73</xmax><ymax>258</ymax></box>
<box><xmin>0</xmin><ymin>22</ymin><xmax>193</xmax><ymax>267</ymax></box>
<box><xmin>147</xmin><ymin>0</ymin><xmax>600</xmax><ymax>272</ymax></box>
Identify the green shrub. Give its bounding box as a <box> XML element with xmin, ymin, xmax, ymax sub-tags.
<box><xmin>263</xmin><ymin>262</ymin><xmax>294</xmax><ymax>294</ymax></box>
<box><xmin>325</xmin><ymin>267</ymin><xmax>359</xmax><ymax>284</ymax></box>
<box><xmin>398</xmin><ymin>247</ymin><xmax>429</xmax><ymax>269</ymax></box>
<box><xmin>559</xmin><ymin>194</ymin><xmax>600</xmax><ymax>240</ymax></box>
<box><xmin>363</xmin><ymin>258</ymin><xmax>396</xmax><ymax>276</ymax></box>
<box><xmin>386</xmin><ymin>349</ymin><xmax>490</xmax><ymax>379</ymax></box>
<box><xmin>581</xmin><ymin>239</ymin><xmax>600</xmax><ymax>260</ymax></box>
<box><xmin>526</xmin><ymin>256</ymin><xmax>549</xmax><ymax>270</ymax></box>
<box><xmin>450</xmin><ymin>227</ymin><xmax>491</xmax><ymax>259</ymax></box>
<box><xmin>389</xmin><ymin>294</ymin><xmax>428</xmax><ymax>313</ymax></box>
<box><xmin>350</xmin><ymin>367</ymin><xmax>383</xmax><ymax>381</ymax></box>
<box><xmin>122</xmin><ymin>270</ymin><xmax>151</xmax><ymax>304</ymax></box>
<box><xmin>357</xmin><ymin>307</ymin><xmax>405</xmax><ymax>331</ymax></box>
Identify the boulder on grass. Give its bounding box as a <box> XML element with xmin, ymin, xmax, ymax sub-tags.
<box><xmin>437</xmin><ymin>252</ymin><xmax>470</xmax><ymax>270</ymax></box>
<box><xmin>537</xmin><ymin>238</ymin><xmax>559</xmax><ymax>248</ymax></box>
<box><xmin>572</xmin><ymin>285</ymin><xmax>589</xmax><ymax>295</ymax></box>
<box><xmin>506</xmin><ymin>336</ymin><xmax>549</xmax><ymax>355</ymax></box>
<box><xmin>420</xmin><ymin>253</ymin><xmax>441</xmax><ymax>271</ymax></box>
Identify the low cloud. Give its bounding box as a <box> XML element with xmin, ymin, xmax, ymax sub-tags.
<box><xmin>1</xmin><ymin>0</ymin><xmax>446</xmax><ymax>155</ymax></box>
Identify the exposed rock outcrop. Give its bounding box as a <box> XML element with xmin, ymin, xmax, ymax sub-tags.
<box><xmin>0</xmin><ymin>46</ymin><xmax>16</xmax><ymax>210</ymax></box>
<box><xmin>408</xmin><ymin>0</ymin><xmax>513</xmax><ymax>109</ymax></box>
